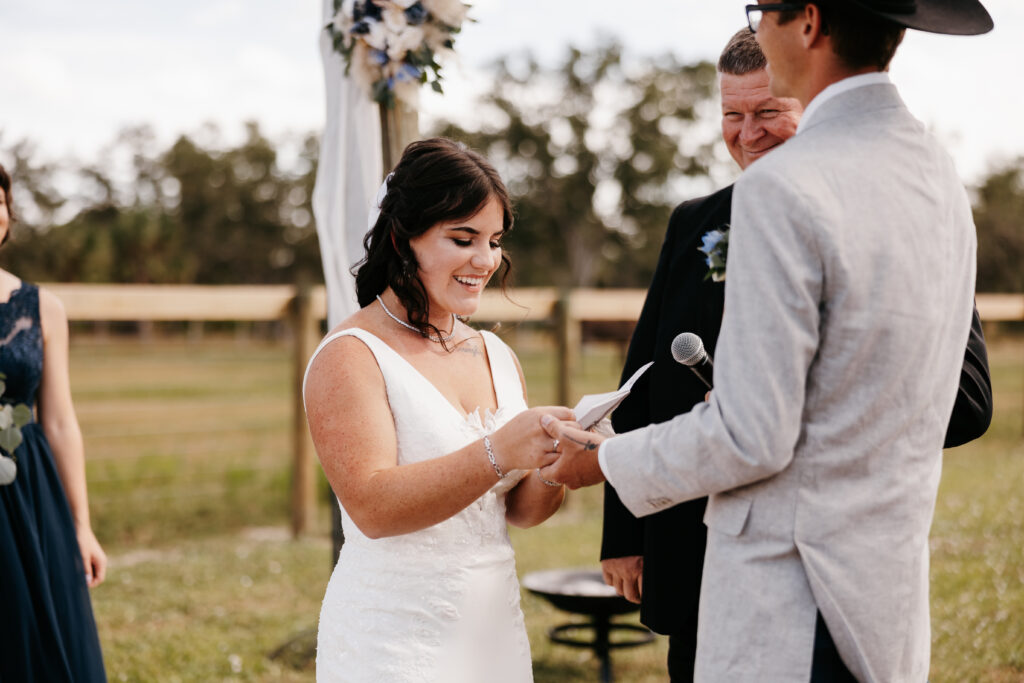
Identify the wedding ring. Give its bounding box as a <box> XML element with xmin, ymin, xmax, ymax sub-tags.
<box><xmin>552</xmin><ymin>439</ymin><xmax>560</xmax><ymax>452</ymax></box>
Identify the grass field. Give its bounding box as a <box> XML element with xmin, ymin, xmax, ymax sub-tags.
<box><xmin>74</xmin><ymin>332</ymin><xmax>1023</xmax><ymax>681</ymax></box>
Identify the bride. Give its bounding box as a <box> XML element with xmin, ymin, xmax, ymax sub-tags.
<box><xmin>303</xmin><ymin>138</ymin><xmax>573</xmax><ymax>682</ymax></box>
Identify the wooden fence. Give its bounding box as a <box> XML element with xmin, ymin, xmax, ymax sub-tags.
<box><xmin>45</xmin><ymin>284</ymin><xmax>1024</xmax><ymax>537</ymax></box>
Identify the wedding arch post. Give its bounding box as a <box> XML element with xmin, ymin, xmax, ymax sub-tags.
<box><xmin>323</xmin><ymin>103</ymin><xmax>419</xmax><ymax>559</ymax></box>
<box><xmin>379</xmin><ymin>101</ymin><xmax>420</xmax><ymax>175</ymax></box>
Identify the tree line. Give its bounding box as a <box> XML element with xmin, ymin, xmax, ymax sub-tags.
<box><xmin>2</xmin><ymin>42</ymin><xmax>1021</xmax><ymax>292</ymax></box>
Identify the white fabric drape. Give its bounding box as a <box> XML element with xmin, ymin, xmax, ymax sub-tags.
<box><xmin>314</xmin><ymin>0</ymin><xmax>383</xmax><ymax>327</ymax></box>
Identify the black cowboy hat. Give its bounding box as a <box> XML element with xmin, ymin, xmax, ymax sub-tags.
<box><xmin>837</xmin><ymin>0</ymin><xmax>993</xmax><ymax>35</ymax></box>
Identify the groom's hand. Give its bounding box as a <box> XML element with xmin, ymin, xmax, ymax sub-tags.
<box><xmin>602</xmin><ymin>556</ymin><xmax>643</xmax><ymax>604</ymax></box>
<box><xmin>537</xmin><ymin>416</ymin><xmax>606</xmax><ymax>489</ymax></box>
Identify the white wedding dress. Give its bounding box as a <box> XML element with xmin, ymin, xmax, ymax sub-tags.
<box><xmin>307</xmin><ymin>328</ymin><xmax>534</xmax><ymax>682</ymax></box>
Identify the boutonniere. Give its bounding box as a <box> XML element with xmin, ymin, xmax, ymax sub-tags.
<box><xmin>698</xmin><ymin>224</ymin><xmax>730</xmax><ymax>282</ymax></box>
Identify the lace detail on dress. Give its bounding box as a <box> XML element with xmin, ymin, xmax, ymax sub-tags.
<box><xmin>313</xmin><ymin>328</ymin><xmax>533</xmax><ymax>682</ymax></box>
<box><xmin>0</xmin><ymin>283</ymin><xmax>42</xmax><ymax>411</ymax></box>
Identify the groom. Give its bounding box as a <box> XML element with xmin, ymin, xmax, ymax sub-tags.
<box><xmin>540</xmin><ymin>1</ymin><xmax>993</xmax><ymax>680</ymax></box>
<box><xmin>600</xmin><ymin>25</ymin><xmax>992</xmax><ymax>683</ymax></box>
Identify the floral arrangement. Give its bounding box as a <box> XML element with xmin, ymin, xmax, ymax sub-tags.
<box><xmin>326</xmin><ymin>0</ymin><xmax>470</xmax><ymax>108</ymax></box>
<box><xmin>698</xmin><ymin>225</ymin><xmax>730</xmax><ymax>282</ymax></box>
<box><xmin>0</xmin><ymin>373</ymin><xmax>32</xmax><ymax>486</ymax></box>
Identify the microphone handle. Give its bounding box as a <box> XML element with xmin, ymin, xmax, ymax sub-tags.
<box><xmin>689</xmin><ymin>355</ymin><xmax>714</xmax><ymax>389</ymax></box>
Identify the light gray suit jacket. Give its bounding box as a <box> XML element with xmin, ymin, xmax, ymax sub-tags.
<box><xmin>601</xmin><ymin>83</ymin><xmax>976</xmax><ymax>682</ymax></box>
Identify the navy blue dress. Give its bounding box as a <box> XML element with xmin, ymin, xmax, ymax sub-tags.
<box><xmin>0</xmin><ymin>282</ymin><xmax>106</xmax><ymax>682</ymax></box>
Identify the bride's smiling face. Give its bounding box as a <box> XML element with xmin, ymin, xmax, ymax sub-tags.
<box><xmin>409</xmin><ymin>195</ymin><xmax>504</xmax><ymax>320</ymax></box>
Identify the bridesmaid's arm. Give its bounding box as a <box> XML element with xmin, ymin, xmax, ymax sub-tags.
<box><xmin>37</xmin><ymin>288</ymin><xmax>106</xmax><ymax>587</ymax></box>
<box><xmin>504</xmin><ymin>350</ymin><xmax>565</xmax><ymax>529</ymax></box>
<box><xmin>305</xmin><ymin>334</ymin><xmax>568</xmax><ymax>539</ymax></box>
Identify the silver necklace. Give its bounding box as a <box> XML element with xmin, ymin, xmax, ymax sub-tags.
<box><xmin>376</xmin><ymin>294</ymin><xmax>455</xmax><ymax>344</ymax></box>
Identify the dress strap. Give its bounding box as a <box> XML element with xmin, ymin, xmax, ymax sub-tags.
<box><xmin>479</xmin><ymin>330</ymin><xmax>524</xmax><ymax>407</ymax></box>
<box><xmin>1</xmin><ymin>282</ymin><xmax>39</xmax><ymax>321</ymax></box>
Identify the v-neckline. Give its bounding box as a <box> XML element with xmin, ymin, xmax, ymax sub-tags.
<box><xmin>356</xmin><ymin>328</ymin><xmax>502</xmax><ymax>424</ymax></box>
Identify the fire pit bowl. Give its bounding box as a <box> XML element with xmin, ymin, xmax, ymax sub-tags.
<box><xmin>522</xmin><ymin>568</ymin><xmax>656</xmax><ymax>683</ymax></box>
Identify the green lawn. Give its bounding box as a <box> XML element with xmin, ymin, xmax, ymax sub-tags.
<box><xmin>76</xmin><ymin>332</ymin><xmax>1023</xmax><ymax>682</ymax></box>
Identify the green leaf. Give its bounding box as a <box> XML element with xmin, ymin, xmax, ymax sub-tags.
<box><xmin>12</xmin><ymin>404</ymin><xmax>32</xmax><ymax>428</ymax></box>
<box><xmin>372</xmin><ymin>79</ymin><xmax>396</xmax><ymax>109</ymax></box>
<box><xmin>0</xmin><ymin>426</ymin><xmax>21</xmax><ymax>454</ymax></box>
<box><xmin>0</xmin><ymin>406</ymin><xmax>11</xmax><ymax>430</ymax></box>
<box><xmin>0</xmin><ymin>379</ymin><xmax>5</xmax><ymax>396</ymax></box>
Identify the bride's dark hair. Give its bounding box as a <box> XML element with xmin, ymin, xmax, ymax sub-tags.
<box><xmin>353</xmin><ymin>138</ymin><xmax>513</xmax><ymax>341</ymax></box>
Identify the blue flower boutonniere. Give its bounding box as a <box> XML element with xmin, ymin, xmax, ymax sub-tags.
<box><xmin>698</xmin><ymin>225</ymin><xmax>730</xmax><ymax>282</ymax></box>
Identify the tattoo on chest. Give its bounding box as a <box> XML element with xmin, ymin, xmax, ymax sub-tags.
<box><xmin>457</xmin><ymin>343</ymin><xmax>484</xmax><ymax>359</ymax></box>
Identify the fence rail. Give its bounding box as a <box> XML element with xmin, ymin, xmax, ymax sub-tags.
<box><xmin>44</xmin><ymin>284</ymin><xmax>1024</xmax><ymax>536</ymax></box>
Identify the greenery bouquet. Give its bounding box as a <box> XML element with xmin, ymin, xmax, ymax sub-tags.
<box><xmin>0</xmin><ymin>373</ymin><xmax>32</xmax><ymax>485</ymax></box>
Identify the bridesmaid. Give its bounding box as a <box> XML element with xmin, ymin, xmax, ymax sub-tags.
<box><xmin>0</xmin><ymin>163</ymin><xmax>107</xmax><ymax>682</ymax></box>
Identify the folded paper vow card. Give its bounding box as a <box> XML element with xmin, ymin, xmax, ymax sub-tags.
<box><xmin>572</xmin><ymin>361</ymin><xmax>653</xmax><ymax>430</ymax></box>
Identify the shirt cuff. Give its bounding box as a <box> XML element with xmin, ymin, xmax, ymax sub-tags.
<box><xmin>598</xmin><ymin>438</ymin><xmax>613</xmax><ymax>482</ymax></box>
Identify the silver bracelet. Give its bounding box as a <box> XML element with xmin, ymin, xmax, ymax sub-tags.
<box><xmin>483</xmin><ymin>435</ymin><xmax>505</xmax><ymax>479</ymax></box>
<box><xmin>536</xmin><ymin>470</ymin><xmax>562</xmax><ymax>487</ymax></box>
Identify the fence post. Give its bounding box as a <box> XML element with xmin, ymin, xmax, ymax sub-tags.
<box><xmin>290</xmin><ymin>285</ymin><xmax>319</xmax><ymax>538</ymax></box>
<box><xmin>555</xmin><ymin>289</ymin><xmax>580</xmax><ymax>406</ymax></box>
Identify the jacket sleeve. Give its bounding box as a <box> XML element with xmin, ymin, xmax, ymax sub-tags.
<box><xmin>943</xmin><ymin>305</ymin><xmax>992</xmax><ymax>448</ymax></box>
<box><xmin>601</xmin><ymin>205</ymin><xmax>686</xmax><ymax>559</ymax></box>
<box><xmin>602</xmin><ymin>171</ymin><xmax>824</xmax><ymax>515</ymax></box>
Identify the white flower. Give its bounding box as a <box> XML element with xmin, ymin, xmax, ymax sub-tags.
<box><xmin>422</xmin><ymin>23</ymin><xmax>454</xmax><ymax>53</ymax></box>
<box><xmin>387</xmin><ymin>25</ymin><xmax>425</xmax><ymax>61</ymax></box>
<box><xmin>422</xmin><ymin>0</ymin><xmax>469</xmax><ymax>27</ymax></box>
<box><xmin>330</xmin><ymin>0</ymin><xmax>356</xmax><ymax>32</ymax></box>
<box><xmin>382</xmin><ymin>6</ymin><xmax>408</xmax><ymax>34</ymax></box>
<box><xmin>328</xmin><ymin>0</ymin><xmax>467</xmax><ymax>106</ymax></box>
<box><xmin>350</xmin><ymin>42</ymin><xmax>380</xmax><ymax>93</ymax></box>
<box><xmin>363</xmin><ymin>19</ymin><xmax>389</xmax><ymax>51</ymax></box>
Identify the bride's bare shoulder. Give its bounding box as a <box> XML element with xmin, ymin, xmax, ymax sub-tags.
<box><xmin>307</xmin><ymin>307</ymin><xmax>392</xmax><ymax>385</ymax></box>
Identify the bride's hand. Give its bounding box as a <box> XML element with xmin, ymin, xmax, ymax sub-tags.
<box><xmin>488</xmin><ymin>406</ymin><xmax>575</xmax><ymax>472</ymax></box>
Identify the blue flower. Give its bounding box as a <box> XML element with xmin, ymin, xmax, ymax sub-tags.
<box><xmin>698</xmin><ymin>225</ymin><xmax>730</xmax><ymax>282</ymax></box>
<box><xmin>699</xmin><ymin>229</ymin><xmax>726</xmax><ymax>256</ymax></box>
<box><xmin>395</xmin><ymin>63</ymin><xmax>422</xmax><ymax>82</ymax></box>
<box><xmin>404</xmin><ymin>2</ymin><xmax>428</xmax><ymax>26</ymax></box>
<box><xmin>353</xmin><ymin>0</ymin><xmax>383</xmax><ymax>22</ymax></box>
<box><xmin>369</xmin><ymin>49</ymin><xmax>389</xmax><ymax>65</ymax></box>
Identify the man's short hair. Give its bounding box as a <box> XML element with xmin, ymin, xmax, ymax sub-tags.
<box><xmin>778</xmin><ymin>2</ymin><xmax>906</xmax><ymax>70</ymax></box>
<box><xmin>718</xmin><ymin>28</ymin><xmax>766</xmax><ymax>75</ymax></box>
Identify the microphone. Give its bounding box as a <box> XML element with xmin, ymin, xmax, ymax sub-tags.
<box><xmin>671</xmin><ymin>332</ymin><xmax>714</xmax><ymax>389</ymax></box>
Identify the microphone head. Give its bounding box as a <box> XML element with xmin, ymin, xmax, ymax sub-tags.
<box><xmin>671</xmin><ymin>332</ymin><xmax>706</xmax><ymax>367</ymax></box>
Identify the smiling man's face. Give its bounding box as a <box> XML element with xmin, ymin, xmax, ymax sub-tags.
<box><xmin>720</xmin><ymin>68</ymin><xmax>803</xmax><ymax>169</ymax></box>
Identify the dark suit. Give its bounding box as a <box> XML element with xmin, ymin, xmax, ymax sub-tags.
<box><xmin>601</xmin><ymin>184</ymin><xmax>993</xmax><ymax>681</ymax></box>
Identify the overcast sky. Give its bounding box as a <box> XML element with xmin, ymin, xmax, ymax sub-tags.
<box><xmin>2</xmin><ymin>0</ymin><xmax>1021</xmax><ymax>184</ymax></box>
